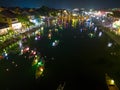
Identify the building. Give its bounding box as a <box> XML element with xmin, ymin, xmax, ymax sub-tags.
<box><xmin>0</xmin><ymin>10</ymin><xmax>22</xmax><ymax>30</ymax></box>
<box><xmin>0</xmin><ymin>22</ymin><xmax>10</xmax><ymax>35</ymax></box>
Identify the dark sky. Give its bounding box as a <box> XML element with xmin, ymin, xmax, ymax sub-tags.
<box><xmin>0</xmin><ymin>0</ymin><xmax>120</xmax><ymax>9</ymax></box>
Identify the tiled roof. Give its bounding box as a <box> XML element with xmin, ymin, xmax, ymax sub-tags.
<box><xmin>0</xmin><ymin>10</ymin><xmax>16</xmax><ymax>18</ymax></box>
<box><xmin>0</xmin><ymin>22</ymin><xmax>9</xmax><ymax>29</ymax></box>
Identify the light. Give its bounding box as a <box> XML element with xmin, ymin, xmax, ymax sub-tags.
<box><xmin>30</xmin><ymin>50</ymin><xmax>36</xmax><ymax>56</ymax></box>
<box><xmin>102</xmin><ymin>20</ymin><xmax>105</xmax><ymax>22</ymax></box>
<box><xmin>25</xmin><ymin>47</ymin><xmax>29</xmax><ymax>51</ymax></box>
<box><xmin>72</xmin><ymin>13</ymin><xmax>77</xmax><ymax>16</ymax></box>
<box><xmin>88</xmin><ymin>33</ymin><xmax>94</xmax><ymax>38</ymax></box>
<box><xmin>110</xmin><ymin>79</ymin><xmax>115</xmax><ymax>85</ymax></box>
<box><xmin>35</xmin><ymin>68</ymin><xmax>44</xmax><ymax>79</ymax></box>
<box><xmin>19</xmin><ymin>40</ymin><xmax>22</xmax><ymax>48</ymax></box>
<box><xmin>20</xmin><ymin>49</ymin><xmax>23</xmax><ymax>54</ymax></box>
<box><xmin>32</xmin><ymin>58</ymin><xmax>38</xmax><ymax>66</ymax></box>
<box><xmin>35</xmin><ymin>36</ymin><xmax>41</xmax><ymax>40</ymax></box>
<box><xmin>35</xmin><ymin>55</ymin><xmax>38</xmax><ymax>58</ymax></box>
<box><xmin>94</xmin><ymin>27</ymin><xmax>97</xmax><ymax>32</ymax></box>
<box><xmin>40</xmin><ymin>68</ymin><xmax>43</xmax><ymax>72</ymax></box>
<box><xmin>48</xmin><ymin>33</ymin><xmax>51</xmax><ymax>39</ymax></box>
<box><xmin>35</xmin><ymin>59</ymin><xmax>38</xmax><ymax>63</ymax></box>
<box><xmin>55</xmin><ymin>29</ymin><xmax>58</xmax><ymax>32</ymax></box>
<box><xmin>107</xmin><ymin>42</ymin><xmax>112</xmax><ymax>47</ymax></box>
<box><xmin>33</xmin><ymin>51</ymin><xmax>36</xmax><ymax>55</ymax></box>
<box><xmin>5</xmin><ymin>53</ymin><xmax>8</xmax><ymax>57</ymax></box>
<box><xmin>38</xmin><ymin>36</ymin><xmax>41</xmax><ymax>39</ymax></box>
<box><xmin>55</xmin><ymin>40</ymin><xmax>57</xmax><ymax>43</ymax></box>
<box><xmin>52</xmin><ymin>40</ymin><xmax>59</xmax><ymax>46</ymax></box>
<box><xmin>52</xmin><ymin>42</ymin><xmax>56</xmax><ymax>46</ymax></box>
<box><xmin>41</xmin><ymin>27</ymin><xmax>44</xmax><ymax>30</ymax></box>
<box><xmin>6</xmin><ymin>68</ymin><xmax>9</xmax><ymax>71</ymax></box>
<box><xmin>38</xmin><ymin>61</ymin><xmax>42</xmax><ymax>66</ymax></box>
<box><xmin>2</xmin><ymin>51</ymin><xmax>8</xmax><ymax>57</ymax></box>
<box><xmin>15</xmin><ymin>64</ymin><xmax>18</xmax><ymax>67</ymax></box>
<box><xmin>64</xmin><ymin>10</ymin><xmax>67</xmax><ymax>13</ymax></box>
<box><xmin>96</xmin><ymin>17</ymin><xmax>99</xmax><ymax>19</ymax></box>
<box><xmin>94</xmin><ymin>11</ymin><xmax>101</xmax><ymax>16</ymax></box>
<box><xmin>112</xmin><ymin>20</ymin><xmax>120</xmax><ymax>29</ymax></box>
<box><xmin>84</xmin><ymin>12</ymin><xmax>88</xmax><ymax>15</ymax></box>
<box><xmin>35</xmin><ymin>37</ymin><xmax>38</xmax><ymax>40</ymax></box>
<box><xmin>98</xmin><ymin>32</ymin><xmax>102</xmax><ymax>37</ymax></box>
<box><xmin>39</xmin><ymin>67</ymin><xmax>44</xmax><ymax>72</ymax></box>
<box><xmin>12</xmin><ymin>22</ymin><xmax>22</xmax><ymax>30</ymax></box>
<box><xmin>49</xmin><ymin>29</ymin><xmax>52</xmax><ymax>32</ymax></box>
<box><xmin>12</xmin><ymin>61</ymin><xmax>15</xmax><ymax>64</ymax></box>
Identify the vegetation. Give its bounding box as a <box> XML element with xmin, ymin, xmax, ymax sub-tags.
<box><xmin>17</xmin><ymin>15</ymin><xmax>34</xmax><ymax>29</ymax></box>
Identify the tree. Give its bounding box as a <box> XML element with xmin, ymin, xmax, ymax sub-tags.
<box><xmin>17</xmin><ymin>15</ymin><xmax>33</xmax><ymax>29</ymax></box>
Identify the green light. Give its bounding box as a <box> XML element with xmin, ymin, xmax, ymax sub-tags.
<box><xmin>88</xmin><ymin>33</ymin><xmax>95</xmax><ymax>38</ymax></box>
<box><xmin>38</xmin><ymin>61</ymin><xmax>42</xmax><ymax>66</ymax></box>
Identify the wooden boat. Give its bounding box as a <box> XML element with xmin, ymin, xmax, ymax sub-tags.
<box><xmin>105</xmin><ymin>73</ymin><xmax>119</xmax><ymax>90</ymax></box>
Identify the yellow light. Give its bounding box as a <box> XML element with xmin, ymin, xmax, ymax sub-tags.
<box><xmin>35</xmin><ymin>59</ymin><xmax>38</xmax><ymax>63</ymax></box>
<box><xmin>72</xmin><ymin>13</ymin><xmax>77</xmax><ymax>16</ymax></box>
<box><xmin>110</xmin><ymin>79</ymin><xmax>115</xmax><ymax>85</ymax></box>
<box><xmin>48</xmin><ymin>33</ymin><xmax>51</xmax><ymax>39</ymax></box>
<box><xmin>39</xmin><ymin>67</ymin><xmax>44</xmax><ymax>72</ymax></box>
<box><xmin>41</xmin><ymin>27</ymin><xmax>44</xmax><ymax>30</ymax></box>
<box><xmin>64</xmin><ymin>10</ymin><xmax>67</xmax><ymax>13</ymax></box>
<box><xmin>40</xmin><ymin>68</ymin><xmax>43</xmax><ymax>72</ymax></box>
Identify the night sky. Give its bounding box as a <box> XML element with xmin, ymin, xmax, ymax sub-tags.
<box><xmin>0</xmin><ymin>0</ymin><xmax>120</xmax><ymax>9</ymax></box>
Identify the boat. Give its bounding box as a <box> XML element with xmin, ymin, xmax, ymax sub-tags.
<box><xmin>56</xmin><ymin>82</ymin><xmax>66</xmax><ymax>90</ymax></box>
<box><xmin>105</xmin><ymin>73</ymin><xmax>119</xmax><ymax>90</ymax></box>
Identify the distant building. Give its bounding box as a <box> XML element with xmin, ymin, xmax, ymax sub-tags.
<box><xmin>0</xmin><ymin>23</ymin><xmax>10</xmax><ymax>35</ymax></box>
<box><xmin>0</xmin><ymin>10</ymin><xmax>22</xmax><ymax>30</ymax></box>
<box><xmin>11</xmin><ymin>21</ymin><xmax>22</xmax><ymax>30</ymax></box>
<box><xmin>28</xmin><ymin>15</ymin><xmax>41</xmax><ymax>26</ymax></box>
<box><xmin>0</xmin><ymin>7</ymin><xmax>5</xmax><ymax>12</ymax></box>
<box><xmin>72</xmin><ymin>8</ymin><xmax>80</xmax><ymax>16</ymax></box>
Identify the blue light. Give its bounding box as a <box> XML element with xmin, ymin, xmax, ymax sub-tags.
<box><xmin>52</xmin><ymin>42</ymin><xmax>56</xmax><ymax>46</ymax></box>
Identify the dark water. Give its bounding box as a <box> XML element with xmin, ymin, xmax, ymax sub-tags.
<box><xmin>1</xmin><ymin>26</ymin><xmax>120</xmax><ymax>90</ymax></box>
<box><xmin>29</xmin><ymin>28</ymin><xmax>109</xmax><ymax>90</ymax></box>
